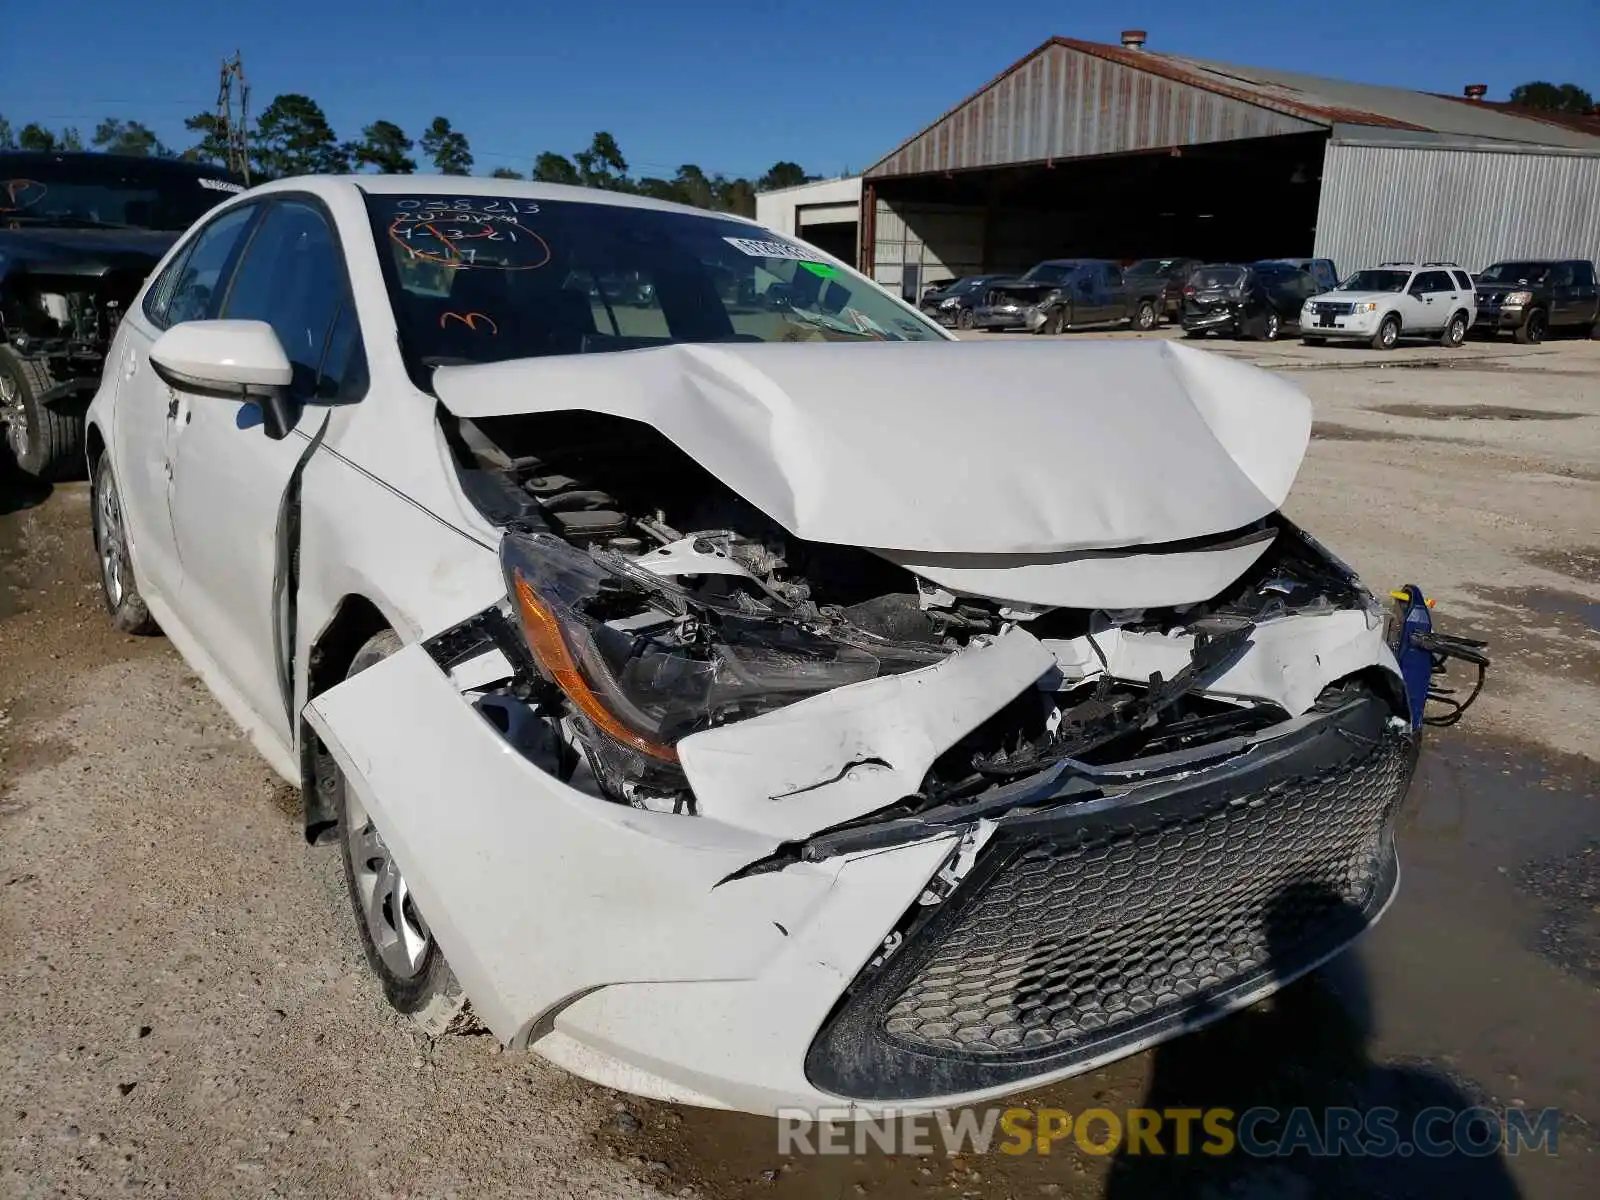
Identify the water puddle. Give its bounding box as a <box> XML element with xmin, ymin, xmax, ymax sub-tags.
<box><xmin>1311</xmin><ymin>423</ymin><xmax>1464</xmax><ymax>445</ymax></box>
<box><xmin>1366</xmin><ymin>404</ymin><xmax>1585</xmax><ymax>422</ymax></box>
<box><xmin>598</xmin><ymin>736</ymin><xmax>1598</xmax><ymax>1200</ymax></box>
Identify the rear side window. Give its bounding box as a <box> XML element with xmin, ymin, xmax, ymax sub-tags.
<box><xmin>143</xmin><ymin>203</ymin><xmax>257</xmax><ymax>329</ymax></box>
<box><xmin>1451</xmin><ymin>270</ymin><xmax>1472</xmax><ymax>290</ymax></box>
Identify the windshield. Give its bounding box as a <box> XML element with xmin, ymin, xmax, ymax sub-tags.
<box><xmin>1020</xmin><ymin>263</ymin><xmax>1076</xmax><ymax>284</ymax></box>
<box><xmin>1188</xmin><ymin>266</ymin><xmax>1245</xmax><ymax>289</ymax></box>
<box><xmin>367</xmin><ymin>192</ymin><xmax>943</xmax><ymax>364</ymax></box>
<box><xmin>1477</xmin><ymin>262</ymin><xmax>1551</xmax><ymax>285</ymax></box>
<box><xmin>1340</xmin><ymin>269</ymin><xmax>1409</xmax><ymax>293</ymax></box>
<box><xmin>0</xmin><ymin>157</ymin><xmax>241</xmax><ymax>231</ymax></box>
<box><xmin>1127</xmin><ymin>258</ymin><xmax>1182</xmax><ymax>275</ymax></box>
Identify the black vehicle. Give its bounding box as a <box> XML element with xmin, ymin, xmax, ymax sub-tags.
<box><xmin>0</xmin><ymin>151</ymin><xmax>243</xmax><ymax>478</ymax></box>
<box><xmin>1181</xmin><ymin>262</ymin><xmax>1320</xmax><ymax>341</ymax></box>
<box><xmin>973</xmin><ymin>259</ymin><xmax>1165</xmax><ymax>334</ymax></box>
<box><xmin>1473</xmin><ymin>259</ymin><xmax>1600</xmax><ymax>344</ymax></box>
<box><xmin>1122</xmin><ymin>256</ymin><xmax>1202</xmax><ymax>321</ymax></box>
<box><xmin>1259</xmin><ymin>256</ymin><xmax>1340</xmax><ymax>292</ymax></box>
<box><xmin>919</xmin><ymin>274</ymin><xmax>1000</xmax><ymax>329</ymax></box>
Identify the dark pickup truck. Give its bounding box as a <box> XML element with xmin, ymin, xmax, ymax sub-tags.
<box><xmin>972</xmin><ymin>259</ymin><xmax>1166</xmax><ymax>334</ymax></box>
<box><xmin>1473</xmin><ymin>259</ymin><xmax>1600</xmax><ymax>344</ymax></box>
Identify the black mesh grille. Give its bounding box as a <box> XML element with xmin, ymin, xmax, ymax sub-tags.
<box><xmin>806</xmin><ymin>697</ymin><xmax>1414</xmax><ymax>1101</ymax></box>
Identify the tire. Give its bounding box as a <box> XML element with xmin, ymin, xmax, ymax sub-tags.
<box><xmin>1302</xmin><ymin>336</ymin><xmax>1327</xmax><ymax>347</ymax></box>
<box><xmin>0</xmin><ymin>346</ymin><xmax>84</xmax><ymax>481</ymax></box>
<box><xmin>335</xmin><ymin>629</ymin><xmax>474</xmax><ymax>1036</ymax></box>
<box><xmin>1370</xmin><ymin>315</ymin><xmax>1400</xmax><ymax>351</ymax></box>
<box><xmin>1033</xmin><ymin>308</ymin><xmax>1066</xmax><ymax>336</ymax></box>
<box><xmin>1440</xmin><ymin>311</ymin><xmax>1468</xmax><ymax>348</ymax></box>
<box><xmin>1261</xmin><ymin>311</ymin><xmax>1282</xmax><ymax>341</ymax></box>
<box><xmin>956</xmin><ymin>308</ymin><xmax>975</xmax><ymax>331</ymax></box>
<box><xmin>1513</xmin><ymin>308</ymin><xmax>1547</xmax><ymax>345</ymax></box>
<box><xmin>1132</xmin><ymin>300</ymin><xmax>1157</xmax><ymax>331</ymax></box>
<box><xmin>90</xmin><ymin>451</ymin><xmax>159</xmax><ymax>635</ymax></box>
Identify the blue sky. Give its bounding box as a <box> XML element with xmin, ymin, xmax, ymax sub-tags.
<box><xmin>3</xmin><ymin>1</ymin><xmax>1596</xmax><ymax>179</ymax></box>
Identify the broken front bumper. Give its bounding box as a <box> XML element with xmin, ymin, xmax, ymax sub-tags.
<box><xmin>306</xmin><ymin>624</ymin><xmax>1417</xmax><ymax>1115</ymax></box>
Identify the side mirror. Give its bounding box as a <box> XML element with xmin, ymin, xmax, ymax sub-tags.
<box><xmin>150</xmin><ymin>320</ymin><xmax>298</xmax><ymax>441</ymax></box>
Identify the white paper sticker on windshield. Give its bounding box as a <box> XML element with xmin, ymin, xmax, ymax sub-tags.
<box><xmin>723</xmin><ymin>236</ymin><xmax>813</xmax><ymax>260</ymax></box>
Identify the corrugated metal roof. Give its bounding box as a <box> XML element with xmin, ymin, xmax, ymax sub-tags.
<box><xmin>865</xmin><ymin>37</ymin><xmax>1600</xmax><ymax>179</ymax></box>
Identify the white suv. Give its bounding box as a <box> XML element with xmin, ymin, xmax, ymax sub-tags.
<box><xmin>1300</xmin><ymin>262</ymin><xmax>1477</xmax><ymax>349</ymax></box>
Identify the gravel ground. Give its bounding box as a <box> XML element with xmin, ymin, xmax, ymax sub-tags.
<box><xmin>2</xmin><ymin>331</ymin><xmax>1597</xmax><ymax>1199</ymax></box>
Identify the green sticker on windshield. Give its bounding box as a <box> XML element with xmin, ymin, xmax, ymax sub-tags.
<box><xmin>799</xmin><ymin>261</ymin><xmax>840</xmax><ymax>279</ymax></box>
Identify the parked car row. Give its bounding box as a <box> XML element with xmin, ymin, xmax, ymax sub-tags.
<box><xmin>922</xmin><ymin>253</ymin><xmax>1600</xmax><ymax>350</ymax></box>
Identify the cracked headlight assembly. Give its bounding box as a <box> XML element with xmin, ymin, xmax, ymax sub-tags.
<box><xmin>499</xmin><ymin>533</ymin><xmax>884</xmax><ymax>790</ymax></box>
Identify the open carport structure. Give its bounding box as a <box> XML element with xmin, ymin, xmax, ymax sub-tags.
<box><xmin>861</xmin><ymin>32</ymin><xmax>1600</xmax><ymax>297</ymax></box>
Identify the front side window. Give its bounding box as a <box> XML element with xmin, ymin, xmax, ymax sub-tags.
<box><xmin>1342</xmin><ymin>269</ymin><xmax>1409</xmax><ymax>293</ymax></box>
<box><xmin>146</xmin><ymin>203</ymin><xmax>258</xmax><ymax>328</ymax></box>
<box><xmin>222</xmin><ymin>200</ymin><xmax>363</xmax><ymax>399</ymax></box>
<box><xmin>366</xmin><ymin>193</ymin><xmax>942</xmax><ymax>368</ymax></box>
<box><xmin>1573</xmin><ymin>262</ymin><xmax>1596</xmax><ymax>288</ymax></box>
<box><xmin>1412</xmin><ymin>271</ymin><xmax>1452</xmax><ymax>294</ymax></box>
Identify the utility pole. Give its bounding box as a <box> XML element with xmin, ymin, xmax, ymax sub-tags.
<box><xmin>216</xmin><ymin>51</ymin><xmax>251</xmax><ymax>185</ymax></box>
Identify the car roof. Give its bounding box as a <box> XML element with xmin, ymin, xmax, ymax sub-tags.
<box><xmin>245</xmin><ymin>173</ymin><xmax>761</xmax><ymax>224</ymax></box>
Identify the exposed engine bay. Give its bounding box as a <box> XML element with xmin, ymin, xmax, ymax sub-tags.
<box><xmin>433</xmin><ymin>407</ymin><xmax>1486</xmax><ymax>840</ymax></box>
<box><xmin>0</xmin><ymin>259</ymin><xmax>147</xmax><ymax>373</ymax></box>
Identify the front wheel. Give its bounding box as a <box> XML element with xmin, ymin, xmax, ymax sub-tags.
<box><xmin>1440</xmin><ymin>311</ymin><xmax>1468</xmax><ymax>347</ymax></box>
<box><xmin>0</xmin><ymin>346</ymin><xmax>83</xmax><ymax>481</ymax></box>
<box><xmin>1132</xmin><ymin>300</ymin><xmax>1157</xmax><ymax>331</ymax></box>
<box><xmin>1513</xmin><ymin>309</ymin><xmax>1547</xmax><ymax>345</ymax></box>
<box><xmin>956</xmin><ymin>308</ymin><xmax>975</xmax><ymax>331</ymax></box>
<box><xmin>336</xmin><ymin>630</ymin><xmax>474</xmax><ymax>1036</ymax></box>
<box><xmin>1371</xmin><ymin>315</ymin><xmax>1400</xmax><ymax>350</ymax></box>
<box><xmin>1261</xmin><ymin>311</ymin><xmax>1282</xmax><ymax>341</ymax></box>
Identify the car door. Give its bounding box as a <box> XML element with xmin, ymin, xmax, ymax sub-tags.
<box><xmin>1545</xmin><ymin>262</ymin><xmax>1577</xmax><ymax>324</ymax></box>
<box><xmin>1096</xmin><ymin>263</ymin><xmax>1125</xmax><ymax>322</ymax></box>
<box><xmin>165</xmin><ymin>196</ymin><xmax>368</xmax><ymax>743</ymax></box>
<box><xmin>1402</xmin><ymin>271</ymin><xmax>1445</xmax><ymax>330</ymax></box>
<box><xmin>110</xmin><ymin>202</ymin><xmax>261</xmax><ymax>605</ymax></box>
<box><xmin>1570</xmin><ymin>261</ymin><xmax>1599</xmax><ymax>326</ymax></box>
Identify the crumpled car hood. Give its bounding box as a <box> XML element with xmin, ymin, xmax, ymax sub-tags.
<box><xmin>433</xmin><ymin>339</ymin><xmax>1311</xmax><ymax>556</ymax></box>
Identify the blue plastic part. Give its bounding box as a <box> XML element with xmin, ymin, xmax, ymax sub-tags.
<box><xmin>1393</xmin><ymin>584</ymin><xmax>1434</xmax><ymax>729</ymax></box>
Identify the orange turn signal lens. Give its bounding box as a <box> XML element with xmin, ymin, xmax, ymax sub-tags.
<box><xmin>512</xmin><ymin>571</ymin><xmax>680</xmax><ymax>763</ymax></box>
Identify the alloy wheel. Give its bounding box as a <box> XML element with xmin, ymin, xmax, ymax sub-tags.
<box><xmin>344</xmin><ymin>788</ymin><xmax>432</xmax><ymax>978</ymax></box>
<box><xmin>1381</xmin><ymin>320</ymin><xmax>1397</xmax><ymax>348</ymax></box>
<box><xmin>0</xmin><ymin>370</ymin><xmax>27</xmax><ymax>463</ymax></box>
<box><xmin>94</xmin><ymin>466</ymin><xmax>129</xmax><ymax>610</ymax></box>
<box><xmin>1265</xmin><ymin>312</ymin><xmax>1281</xmax><ymax>341</ymax></box>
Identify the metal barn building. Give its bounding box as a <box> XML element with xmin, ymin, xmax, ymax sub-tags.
<box><xmin>852</xmin><ymin>32</ymin><xmax>1600</xmax><ymax>298</ymax></box>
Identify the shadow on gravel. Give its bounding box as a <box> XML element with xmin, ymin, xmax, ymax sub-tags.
<box><xmin>1103</xmin><ymin>886</ymin><xmax>1522</xmax><ymax>1200</ymax></box>
<box><xmin>0</xmin><ymin>468</ymin><xmax>52</xmax><ymax>517</ymax></box>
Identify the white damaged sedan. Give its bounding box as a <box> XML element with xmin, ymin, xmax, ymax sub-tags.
<box><xmin>84</xmin><ymin>176</ymin><xmax>1486</xmax><ymax>1115</ymax></box>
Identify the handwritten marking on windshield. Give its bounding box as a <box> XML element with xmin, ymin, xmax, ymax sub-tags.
<box><xmin>388</xmin><ymin>214</ymin><xmax>551</xmax><ymax>271</ymax></box>
<box><xmin>0</xmin><ymin>179</ymin><xmax>45</xmax><ymax>213</ymax></box>
<box><xmin>439</xmin><ymin>311</ymin><xmax>498</xmax><ymax>333</ymax></box>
